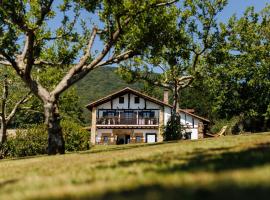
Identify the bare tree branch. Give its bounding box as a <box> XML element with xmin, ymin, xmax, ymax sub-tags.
<box><xmin>35</xmin><ymin>0</ymin><xmax>54</xmax><ymax>27</ymax></box>
<box><xmin>156</xmin><ymin>0</ymin><xmax>179</xmax><ymax>7</ymax></box>
<box><xmin>51</xmin><ymin>27</ymin><xmax>98</xmax><ymax>97</ymax></box>
<box><xmin>96</xmin><ymin>50</ymin><xmax>137</xmax><ymax>67</ymax></box>
<box><xmin>6</xmin><ymin>91</ymin><xmax>32</xmax><ymax>123</ymax></box>
<box><xmin>20</xmin><ymin>35</ymin><xmax>30</xmax><ymax>61</ymax></box>
<box><xmin>34</xmin><ymin>60</ymin><xmax>62</xmax><ymax>66</ymax></box>
<box><xmin>0</xmin><ymin>61</ymin><xmax>11</xmax><ymax>66</ymax></box>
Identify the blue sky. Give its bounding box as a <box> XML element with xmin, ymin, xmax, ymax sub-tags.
<box><xmin>219</xmin><ymin>0</ymin><xmax>269</xmax><ymax>22</ymax></box>
<box><xmin>47</xmin><ymin>1</ymin><xmax>270</xmax><ymax>62</ymax></box>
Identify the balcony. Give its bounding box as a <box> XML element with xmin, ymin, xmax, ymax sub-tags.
<box><xmin>96</xmin><ymin>116</ymin><xmax>159</xmax><ymax>126</ymax></box>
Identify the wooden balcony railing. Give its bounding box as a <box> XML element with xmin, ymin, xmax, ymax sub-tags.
<box><xmin>96</xmin><ymin>117</ymin><xmax>159</xmax><ymax>125</ymax></box>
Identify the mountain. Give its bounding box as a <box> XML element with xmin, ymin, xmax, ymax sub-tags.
<box><xmin>75</xmin><ymin>67</ymin><xmax>141</xmax><ymax>123</ymax></box>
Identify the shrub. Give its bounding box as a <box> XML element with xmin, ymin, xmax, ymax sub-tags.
<box><xmin>0</xmin><ymin>120</ymin><xmax>90</xmax><ymax>158</ymax></box>
<box><xmin>1</xmin><ymin>125</ymin><xmax>48</xmax><ymax>158</ymax></box>
<box><xmin>163</xmin><ymin>113</ymin><xmax>183</xmax><ymax>141</ymax></box>
<box><xmin>61</xmin><ymin>120</ymin><xmax>90</xmax><ymax>152</ymax></box>
<box><xmin>210</xmin><ymin>116</ymin><xmax>243</xmax><ymax>135</ymax></box>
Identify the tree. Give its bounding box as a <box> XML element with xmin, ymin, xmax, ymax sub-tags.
<box><xmin>0</xmin><ymin>0</ymin><xmax>178</xmax><ymax>154</ymax></box>
<box><xmin>202</xmin><ymin>5</ymin><xmax>270</xmax><ymax>131</ymax></box>
<box><xmin>163</xmin><ymin>112</ymin><xmax>183</xmax><ymax>141</ymax></box>
<box><xmin>11</xmin><ymin>68</ymin><xmax>85</xmax><ymax>127</ymax></box>
<box><xmin>0</xmin><ymin>69</ymin><xmax>31</xmax><ymax>143</ymax></box>
<box><xmin>118</xmin><ymin>0</ymin><xmax>227</xmax><ymax>113</ymax></box>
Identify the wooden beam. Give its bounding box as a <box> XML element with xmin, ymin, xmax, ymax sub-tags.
<box><xmin>110</xmin><ymin>98</ymin><xmax>113</xmax><ymax>109</ymax></box>
<box><xmin>128</xmin><ymin>93</ymin><xmax>130</xmax><ymax>109</ymax></box>
<box><xmin>144</xmin><ymin>99</ymin><xmax>147</xmax><ymax>109</ymax></box>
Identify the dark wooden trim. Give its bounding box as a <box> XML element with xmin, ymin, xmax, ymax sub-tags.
<box><xmin>86</xmin><ymin>87</ymin><xmax>173</xmax><ymax>110</ymax></box>
<box><xmin>145</xmin><ymin>133</ymin><xmax>157</xmax><ymax>143</ymax></box>
<box><xmin>144</xmin><ymin>99</ymin><xmax>147</xmax><ymax>109</ymax></box>
<box><xmin>96</xmin><ymin>126</ymin><xmax>159</xmax><ymax>129</ymax></box>
<box><xmin>128</xmin><ymin>93</ymin><xmax>130</xmax><ymax>109</ymax></box>
<box><xmin>110</xmin><ymin>98</ymin><xmax>113</xmax><ymax>109</ymax></box>
<box><xmin>97</xmin><ymin>109</ymin><xmax>160</xmax><ymax>111</ymax></box>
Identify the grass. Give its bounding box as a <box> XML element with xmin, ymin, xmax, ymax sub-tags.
<box><xmin>1</xmin><ymin>133</ymin><xmax>270</xmax><ymax>199</ymax></box>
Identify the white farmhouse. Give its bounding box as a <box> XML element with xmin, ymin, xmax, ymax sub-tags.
<box><xmin>86</xmin><ymin>87</ymin><xmax>209</xmax><ymax>145</ymax></box>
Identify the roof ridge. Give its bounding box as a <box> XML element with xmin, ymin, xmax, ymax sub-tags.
<box><xmin>86</xmin><ymin>87</ymin><xmax>172</xmax><ymax>110</ymax></box>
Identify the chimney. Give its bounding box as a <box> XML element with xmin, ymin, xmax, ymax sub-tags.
<box><xmin>163</xmin><ymin>89</ymin><xmax>169</xmax><ymax>104</ymax></box>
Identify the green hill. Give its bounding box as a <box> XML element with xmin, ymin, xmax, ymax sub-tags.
<box><xmin>75</xmin><ymin>67</ymin><xmax>141</xmax><ymax>123</ymax></box>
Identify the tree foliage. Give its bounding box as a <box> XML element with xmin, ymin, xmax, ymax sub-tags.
<box><xmin>0</xmin><ymin>0</ymin><xmax>179</xmax><ymax>154</ymax></box>
<box><xmin>163</xmin><ymin>113</ymin><xmax>183</xmax><ymax>141</ymax></box>
<box><xmin>117</xmin><ymin>0</ymin><xmax>227</xmax><ymax>113</ymax></box>
<box><xmin>201</xmin><ymin>5</ymin><xmax>270</xmax><ymax>131</ymax></box>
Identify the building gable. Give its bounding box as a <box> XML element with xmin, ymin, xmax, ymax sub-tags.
<box><xmin>86</xmin><ymin>87</ymin><xmax>172</xmax><ymax>111</ymax></box>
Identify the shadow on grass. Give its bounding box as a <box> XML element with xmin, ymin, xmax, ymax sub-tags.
<box><xmin>31</xmin><ymin>142</ymin><xmax>270</xmax><ymax>200</ymax></box>
<box><xmin>36</xmin><ymin>183</ymin><xmax>270</xmax><ymax>200</ymax></box>
<box><xmin>88</xmin><ymin>184</ymin><xmax>270</xmax><ymax>200</ymax></box>
<box><xmin>162</xmin><ymin>142</ymin><xmax>270</xmax><ymax>173</ymax></box>
<box><xmin>100</xmin><ymin>142</ymin><xmax>270</xmax><ymax>173</ymax></box>
<box><xmin>80</xmin><ymin>141</ymin><xmax>176</xmax><ymax>155</ymax></box>
<box><xmin>0</xmin><ymin>179</ymin><xmax>19</xmax><ymax>188</ymax></box>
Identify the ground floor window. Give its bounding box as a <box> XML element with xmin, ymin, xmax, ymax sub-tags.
<box><xmin>103</xmin><ymin>136</ymin><xmax>109</xmax><ymax>143</ymax></box>
<box><xmin>146</xmin><ymin>133</ymin><xmax>157</xmax><ymax>143</ymax></box>
<box><xmin>136</xmin><ymin>136</ymin><xmax>141</xmax><ymax>143</ymax></box>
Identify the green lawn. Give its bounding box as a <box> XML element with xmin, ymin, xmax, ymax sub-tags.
<box><xmin>1</xmin><ymin>133</ymin><xmax>270</xmax><ymax>200</ymax></box>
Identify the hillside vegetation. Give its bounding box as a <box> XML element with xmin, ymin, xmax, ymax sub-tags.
<box><xmin>1</xmin><ymin>133</ymin><xmax>270</xmax><ymax>199</ymax></box>
<box><xmin>75</xmin><ymin>67</ymin><xmax>141</xmax><ymax>123</ymax></box>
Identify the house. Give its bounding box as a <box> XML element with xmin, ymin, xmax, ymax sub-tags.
<box><xmin>86</xmin><ymin>87</ymin><xmax>210</xmax><ymax>145</ymax></box>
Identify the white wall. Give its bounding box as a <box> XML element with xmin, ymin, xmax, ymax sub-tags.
<box><xmin>112</xmin><ymin>93</ymin><xmax>129</xmax><ymax>109</ymax></box>
<box><xmin>179</xmin><ymin>112</ymin><xmax>199</xmax><ymax>128</ymax></box>
<box><xmin>129</xmin><ymin>93</ymin><xmax>146</xmax><ymax>109</ymax></box>
<box><xmin>96</xmin><ymin>129</ymin><xmax>158</xmax><ymax>143</ymax></box>
<box><xmin>164</xmin><ymin>106</ymin><xmax>172</xmax><ymax>126</ymax></box>
<box><xmin>146</xmin><ymin>100</ymin><xmax>160</xmax><ymax>109</ymax></box>
<box><xmin>191</xmin><ymin>129</ymin><xmax>198</xmax><ymax>140</ymax></box>
<box><xmin>97</xmin><ymin>93</ymin><xmax>161</xmax><ymax>110</ymax></box>
<box><xmin>96</xmin><ymin>129</ymin><xmax>113</xmax><ymax>143</ymax></box>
<box><xmin>97</xmin><ymin>101</ymin><xmax>111</xmax><ymax>109</ymax></box>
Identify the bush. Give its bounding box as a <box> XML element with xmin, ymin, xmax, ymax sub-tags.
<box><xmin>61</xmin><ymin>120</ymin><xmax>90</xmax><ymax>152</ymax></box>
<box><xmin>210</xmin><ymin>116</ymin><xmax>243</xmax><ymax>135</ymax></box>
<box><xmin>163</xmin><ymin>113</ymin><xmax>183</xmax><ymax>141</ymax></box>
<box><xmin>0</xmin><ymin>120</ymin><xmax>90</xmax><ymax>158</ymax></box>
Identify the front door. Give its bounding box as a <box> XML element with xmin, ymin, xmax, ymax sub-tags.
<box><xmin>116</xmin><ymin>134</ymin><xmax>131</xmax><ymax>145</ymax></box>
<box><xmin>146</xmin><ymin>133</ymin><xmax>157</xmax><ymax>143</ymax></box>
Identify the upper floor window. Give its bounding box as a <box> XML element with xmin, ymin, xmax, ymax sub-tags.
<box><xmin>119</xmin><ymin>96</ymin><xmax>124</xmax><ymax>104</ymax></box>
<box><xmin>102</xmin><ymin>110</ymin><xmax>116</xmax><ymax>117</ymax></box>
<box><xmin>139</xmin><ymin>111</ymin><xmax>155</xmax><ymax>118</ymax></box>
<box><xmin>134</xmin><ymin>96</ymin><xmax>140</xmax><ymax>104</ymax></box>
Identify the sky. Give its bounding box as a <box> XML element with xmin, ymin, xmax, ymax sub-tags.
<box><xmin>218</xmin><ymin>0</ymin><xmax>269</xmax><ymax>22</ymax></box>
<box><xmin>93</xmin><ymin>0</ymin><xmax>270</xmax><ymax>62</ymax></box>
<box><xmin>46</xmin><ymin>0</ymin><xmax>270</xmax><ymax>63</ymax></box>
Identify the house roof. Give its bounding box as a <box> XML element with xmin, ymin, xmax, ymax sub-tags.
<box><xmin>86</xmin><ymin>87</ymin><xmax>173</xmax><ymax>110</ymax></box>
<box><xmin>179</xmin><ymin>109</ymin><xmax>210</xmax><ymax>123</ymax></box>
<box><xmin>86</xmin><ymin>87</ymin><xmax>210</xmax><ymax>123</ymax></box>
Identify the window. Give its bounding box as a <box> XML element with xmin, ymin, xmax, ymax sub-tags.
<box><xmin>124</xmin><ymin>111</ymin><xmax>134</xmax><ymax>118</ymax></box>
<box><xmin>136</xmin><ymin>136</ymin><xmax>141</xmax><ymax>143</ymax></box>
<box><xmin>134</xmin><ymin>96</ymin><xmax>140</xmax><ymax>104</ymax></box>
<box><xmin>102</xmin><ymin>110</ymin><xmax>115</xmax><ymax>117</ymax></box>
<box><xmin>103</xmin><ymin>136</ymin><xmax>109</xmax><ymax>143</ymax></box>
<box><xmin>119</xmin><ymin>96</ymin><xmax>124</xmax><ymax>104</ymax></box>
<box><xmin>139</xmin><ymin>111</ymin><xmax>155</xmax><ymax>118</ymax></box>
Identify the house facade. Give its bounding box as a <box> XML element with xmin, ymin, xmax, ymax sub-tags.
<box><xmin>86</xmin><ymin>87</ymin><xmax>209</xmax><ymax>145</ymax></box>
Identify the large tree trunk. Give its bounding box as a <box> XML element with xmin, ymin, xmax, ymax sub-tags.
<box><xmin>172</xmin><ymin>84</ymin><xmax>180</xmax><ymax>114</ymax></box>
<box><xmin>0</xmin><ymin>120</ymin><xmax>7</xmax><ymax>144</ymax></box>
<box><xmin>44</xmin><ymin>101</ymin><xmax>65</xmax><ymax>155</ymax></box>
